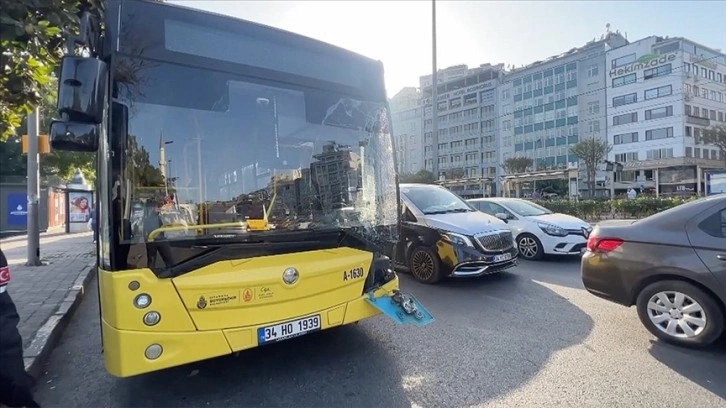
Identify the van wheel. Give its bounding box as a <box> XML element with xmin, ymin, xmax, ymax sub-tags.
<box><xmin>636</xmin><ymin>280</ymin><xmax>724</xmax><ymax>348</ymax></box>
<box><xmin>516</xmin><ymin>233</ymin><xmax>544</xmax><ymax>260</ymax></box>
<box><xmin>409</xmin><ymin>246</ymin><xmax>443</xmax><ymax>284</ymax></box>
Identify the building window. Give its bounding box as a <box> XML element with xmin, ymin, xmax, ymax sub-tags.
<box><xmin>646</xmin><ymin>148</ymin><xmax>673</xmax><ymax>160</ymax></box>
<box><xmin>685</xmin><ymin>126</ymin><xmax>692</xmax><ymax>137</ymax></box>
<box><xmin>588</xmin><ymin>64</ymin><xmax>599</xmax><ymax>78</ymax></box>
<box><xmin>587</xmin><ymin>101</ymin><xmax>600</xmax><ymax>115</ymax></box>
<box><xmin>464</xmin><ymin>93</ymin><xmax>477</xmax><ymax>105</ymax></box>
<box><xmin>645</xmin><ymin>127</ymin><xmax>674</xmax><ymax>141</ymax></box>
<box><xmin>645</xmin><ymin>106</ymin><xmax>673</xmax><ymax>120</ymax></box>
<box><xmin>612</xmin><ymin>92</ymin><xmax>638</xmax><ymax>107</ymax></box>
<box><xmin>588</xmin><ymin>121</ymin><xmax>600</xmax><ymax>133</ymax></box>
<box><xmin>644</xmin><ymin>85</ymin><xmax>672</xmax><ymax>100</ymax></box>
<box><xmin>685</xmin><ymin>147</ymin><xmax>692</xmax><ymax>157</ymax></box>
<box><xmin>613</xmin><ymin>112</ymin><xmax>638</xmax><ymax>126</ymax></box>
<box><xmin>612</xmin><ymin>53</ymin><xmax>636</xmax><ymax>68</ymax></box>
<box><xmin>614</xmin><ymin>132</ymin><xmax>638</xmax><ymax>145</ymax></box>
<box><xmin>615</xmin><ymin>152</ymin><xmax>638</xmax><ymax>162</ymax></box>
<box><xmin>612</xmin><ymin>73</ymin><xmax>636</xmax><ymax>88</ymax></box>
<box><xmin>643</xmin><ymin>64</ymin><xmax>672</xmax><ymax>80</ymax></box>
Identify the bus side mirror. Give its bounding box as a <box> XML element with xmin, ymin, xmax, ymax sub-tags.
<box><xmin>49</xmin><ymin>121</ymin><xmax>99</xmax><ymax>152</ymax></box>
<box><xmin>57</xmin><ymin>56</ymin><xmax>108</xmax><ymax>124</ymax></box>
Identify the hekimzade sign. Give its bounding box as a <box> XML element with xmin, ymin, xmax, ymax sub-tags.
<box><xmin>609</xmin><ymin>53</ymin><xmax>677</xmax><ymax>77</ymax></box>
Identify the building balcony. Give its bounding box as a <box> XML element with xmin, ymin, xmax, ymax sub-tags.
<box><xmin>686</xmin><ymin>115</ymin><xmax>710</xmax><ymax>127</ymax></box>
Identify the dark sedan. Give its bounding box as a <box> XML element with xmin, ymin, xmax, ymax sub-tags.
<box><xmin>581</xmin><ymin>194</ymin><xmax>726</xmax><ymax>348</ymax></box>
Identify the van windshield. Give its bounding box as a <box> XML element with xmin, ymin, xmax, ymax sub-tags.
<box><xmin>401</xmin><ymin>185</ymin><xmax>474</xmax><ymax>215</ymax></box>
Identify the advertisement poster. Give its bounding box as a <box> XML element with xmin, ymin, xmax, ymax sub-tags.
<box><xmin>6</xmin><ymin>193</ymin><xmax>28</xmax><ymax>226</ymax></box>
<box><xmin>68</xmin><ymin>191</ymin><xmax>93</xmax><ymax>223</ymax></box>
<box><xmin>706</xmin><ymin>170</ymin><xmax>726</xmax><ymax>196</ymax></box>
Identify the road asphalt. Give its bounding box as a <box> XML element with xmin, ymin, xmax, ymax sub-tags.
<box><xmin>33</xmin><ymin>256</ymin><xmax>726</xmax><ymax>408</ymax></box>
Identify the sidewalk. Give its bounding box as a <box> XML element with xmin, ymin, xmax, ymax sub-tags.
<box><xmin>0</xmin><ymin>231</ymin><xmax>96</xmax><ymax>378</ymax></box>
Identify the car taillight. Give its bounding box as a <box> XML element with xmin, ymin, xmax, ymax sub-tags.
<box><xmin>586</xmin><ymin>236</ymin><xmax>623</xmax><ymax>253</ymax></box>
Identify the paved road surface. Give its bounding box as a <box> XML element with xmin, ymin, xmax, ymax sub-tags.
<box><xmin>34</xmin><ymin>257</ymin><xmax>726</xmax><ymax>407</ymax></box>
<box><xmin>1</xmin><ymin>231</ymin><xmax>95</xmax><ymax>346</ymax></box>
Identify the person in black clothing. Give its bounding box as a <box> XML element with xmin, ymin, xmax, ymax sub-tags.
<box><xmin>89</xmin><ymin>207</ymin><xmax>98</xmax><ymax>243</ymax></box>
<box><xmin>0</xmin><ymin>247</ymin><xmax>40</xmax><ymax>407</ymax></box>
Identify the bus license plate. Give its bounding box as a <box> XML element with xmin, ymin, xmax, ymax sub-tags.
<box><xmin>493</xmin><ymin>253</ymin><xmax>512</xmax><ymax>263</ymax></box>
<box><xmin>257</xmin><ymin>315</ymin><xmax>321</xmax><ymax>345</ymax></box>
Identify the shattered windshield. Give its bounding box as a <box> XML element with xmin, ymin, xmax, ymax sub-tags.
<box><xmin>113</xmin><ymin>57</ymin><xmax>397</xmax><ymax>245</ymax></box>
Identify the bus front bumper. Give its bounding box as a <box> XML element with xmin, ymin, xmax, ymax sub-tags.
<box><xmin>101</xmin><ymin>276</ymin><xmax>433</xmax><ymax>377</ymax></box>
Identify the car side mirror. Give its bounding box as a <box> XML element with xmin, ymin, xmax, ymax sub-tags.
<box><xmin>495</xmin><ymin>212</ymin><xmax>510</xmax><ymax>222</ymax></box>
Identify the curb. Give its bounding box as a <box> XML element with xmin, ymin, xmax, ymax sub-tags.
<box><xmin>23</xmin><ymin>260</ymin><xmax>97</xmax><ymax>380</ymax></box>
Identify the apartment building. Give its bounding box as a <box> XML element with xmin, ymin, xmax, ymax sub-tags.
<box><xmin>390</xmin><ymin>87</ymin><xmax>424</xmax><ymax>175</ymax></box>
<box><xmin>606</xmin><ymin>36</ymin><xmax>726</xmax><ymax>196</ymax></box>
<box><xmin>498</xmin><ymin>32</ymin><xmax>629</xmax><ymax>196</ymax></box>
<box><xmin>419</xmin><ymin>63</ymin><xmax>505</xmax><ymax>196</ymax></box>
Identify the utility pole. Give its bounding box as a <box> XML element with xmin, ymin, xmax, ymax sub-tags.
<box><xmin>431</xmin><ymin>0</ymin><xmax>439</xmax><ymax>180</ymax></box>
<box><xmin>26</xmin><ymin>106</ymin><xmax>42</xmax><ymax>266</ymax></box>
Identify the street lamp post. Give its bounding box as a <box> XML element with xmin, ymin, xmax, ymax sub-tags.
<box><xmin>26</xmin><ymin>107</ymin><xmax>42</xmax><ymax>266</ymax></box>
<box><xmin>431</xmin><ymin>0</ymin><xmax>439</xmax><ymax>180</ymax></box>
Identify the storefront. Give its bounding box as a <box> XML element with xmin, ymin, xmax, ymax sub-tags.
<box><xmin>615</xmin><ymin>157</ymin><xmax>725</xmax><ymax>197</ymax></box>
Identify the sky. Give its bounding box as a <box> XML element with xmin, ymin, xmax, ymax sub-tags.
<box><xmin>168</xmin><ymin>0</ymin><xmax>726</xmax><ymax>97</ymax></box>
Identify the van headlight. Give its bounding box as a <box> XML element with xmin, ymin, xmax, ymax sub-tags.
<box><xmin>537</xmin><ymin>222</ymin><xmax>568</xmax><ymax>237</ymax></box>
<box><xmin>441</xmin><ymin>232</ymin><xmax>474</xmax><ymax>247</ymax></box>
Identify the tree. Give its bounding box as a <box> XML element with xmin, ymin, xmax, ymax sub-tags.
<box><xmin>502</xmin><ymin>156</ymin><xmax>533</xmax><ymax>175</ymax></box>
<box><xmin>127</xmin><ymin>135</ymin><xmax>165</xmax><ymax>187</ymax></box>
<box><xmin>1</xmin><ymin>0</ymin><xmax>105</xmax><ymax>141</ymax></box>
<box><xmin>448</xmin><ymin>167</ymin><xmax>465</xmax><ymax>180</ymax></box>
<box><xmin>399</xmin><ymin>169</ymin><xmax>436</xmax><ymax>184</ymax></box>
<box><xmin>570</xmin><ymin>136</ymin><xmax>612</xmax><ymax>198</ymax></box>
<box><xmin>0</xmin><ymin>77</ymin><xmax>95</xmax><ymax>184</ymax></box>
<box><xmin>702</xmin><ymin>125</ymin><xmax>726</xmax><ymax>165</ymax></box>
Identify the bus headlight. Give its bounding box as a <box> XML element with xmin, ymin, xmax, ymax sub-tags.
<box><xmin>143</xmin><ymin>311</ymin><xmax>161</xmax><ymax>326</ymax></box>
<box><xmin>145</xmin><ymin>344</ymin><xmax>163</xmax><ymax>360</ymax></box>
<box><xmin>133</xmin><ymin>294</ymin><xmax>151</xmax><ymax>309</ymax></box>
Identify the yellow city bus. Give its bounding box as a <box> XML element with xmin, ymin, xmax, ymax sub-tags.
<box><xmin>50</xmin><ymin>0</ymin><xmax>432</xmax><ymax>377</ymax></box>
